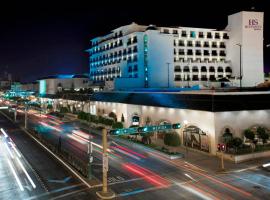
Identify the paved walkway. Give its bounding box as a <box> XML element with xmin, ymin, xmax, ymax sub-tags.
<box><xmin>143</xmin><ymin>138</ymin><xmax>270</xmax><ymax>173</ymax></box>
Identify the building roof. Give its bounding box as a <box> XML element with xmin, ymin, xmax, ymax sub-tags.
<box><xmin>38</xmin><ymin>74</ymin><xmax>89</xmax><ymax>80</ymax></box>
<box><xmin>90</xmin><ymin>91</ymin><xmax>270</xmax><ymax>112</ymax></box>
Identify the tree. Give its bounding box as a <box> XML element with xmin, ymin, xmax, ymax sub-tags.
<box><xmin>112</xmin><ymin>122</ymin><xmax>123</xmax><ymax>129</ymax></box>
<box><xmin>244</xmin><ymin>129</ymin><xmax>255</xmax><ymax>142</ymax></box>
<box><xmin>47</xmin><ymin>104</ymin><xmax>53</xmax><ymax>110</ymax></box>
<box><xmin>108</xmin><ymin>112</ymin><xmax>117</xmax><ymax>122</ymax></box>
<box><xmin>164</xmin><ymin>132</ymin><xmax>181</xmax><ymax>147</ymax></box>
<box><xmin>121</xmin><ymin>114</ymin><xmax>125</xmax><ymax>123</ymax></box>
<box><xmin>257</xmin><ymin>127</ymin><xmax>269</xmax><ymax>144</ymax></box>
<box><xmin>231</xmin><ymin>137</ymin><xmax>243</xmax><ymax>149</ymax></box>
<box><xmin>222</xmin><ymin>128</ymin><xmax>233</xmax><ymax>145</ymax></box>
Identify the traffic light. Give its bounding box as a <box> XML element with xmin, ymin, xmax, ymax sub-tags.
<box><xmin>217</xmin><ymin>143</ymin><xmax>221</xmax><ymax>151</ymax></box>
<box><xmin>172</xmin><ymin>123</ymin><xmax>181</xmax><ymax>129</ymax></box>
<box><xmin>137</xmin><ymin>127</ymin><xmax>148</xmax><ymax>133</ymax></box>
<box><xmin>217</xmin><ymin>143</ymin><xmax>226</xmax><ymax>152</ymax></box>
<box><xmin>221</xmin><ymin>144</ymin><xmax>226</xmax><ymax>152</ymax></box>
<box><xmin>109</xmin><ymin>129</ymin><xmax>120</xmax><ymax>135</ymax></box>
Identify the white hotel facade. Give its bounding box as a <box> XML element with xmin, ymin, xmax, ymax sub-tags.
<box><xmin>87</xmin><ymin>11</ymin><xmax>264</xmax><ymax>90</ymax></box>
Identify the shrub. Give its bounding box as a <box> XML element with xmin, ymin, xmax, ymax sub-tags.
<box><xmin>108</xmin><ymin>112</ymin><xmax>117</xmax><ymax>122</ymax></box>
<box><xmin>112</xmin><ymin>122</ymin><xmax>124</xmax><ymax>129</ymax></box>
<box><xmin>60</xmin><ymin>107</ymin><xmax>69</xmax><ymax>113</ymax></box>
<box><xmin>121</xmin><ymin>114</ymin><xmax>125</xmax><ymax>123</ymax></box>
<box><xmin>257</xmin><ymin>126</ymin><xmax>269</xmax><ymax>144</ymax></box>
<box><xmin>47</xmin><ymin>104</ymin><xmax>53</xmax><ymax>110</ymax></box>
<box><xmin>244</xmin><ymin>129</ymin><xmax>255</xmax><ymax>141</ymax></box>
<box><xmin>164</xmin><ymin>132</ymin><xmax>181</xmax><ymax>147</ymax></box>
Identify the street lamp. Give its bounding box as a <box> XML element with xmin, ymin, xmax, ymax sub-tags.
<box><xmin>166</xmin><ymin>62</ymin><xmax>170</xmax><ymax>88</ymax></box>
<box><xmin>236</xmin><ymin>43</ymin><xmax>242</xmax><ymax>90</ymax></box>
<box><xmin>183</xmin><ymin>120</ymin><xmax>188</xmax><ymax>157</ymax></box>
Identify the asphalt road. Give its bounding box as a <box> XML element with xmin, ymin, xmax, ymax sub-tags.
<box><xmin>0</xmin><ymin>112</ymin><xmax>98</xmax><ymax>200</ymax></box>
<box><xmin>2</xmin><ymin>108</ymin><xmax>270</xmax><ymax>200</ymax></box>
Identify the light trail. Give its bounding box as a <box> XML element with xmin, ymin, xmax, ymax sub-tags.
<box><xmin>16</xmin><ymin>157</ymin><xmax>36</xmax><ymax>189</ymax></box>
<box><xmin>4</xmin><ymin>142</ymin><xmax>14</xmax><ymax>159</ymax></box>
<box><xmin>7</xmin><ymin>158</ymin><xmax>24</xmax><ymax>191</ymax></box>
<box><xmin>9</xmin><ymin>141</ymin><xmax>21</xmax><ymax>158</ymax></box>
<box><xmin>1</xmin><ymin>128</ymin><xmax>8</xmax><ymax>138</ymax></box>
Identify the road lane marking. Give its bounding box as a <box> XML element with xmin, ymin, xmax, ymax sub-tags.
<box><xmin>16</xmin><ymin>157</ymin><xmax>36</xmax><ymax>189</ymax></box>
<box><xmin>7</xmin><ymin>158</ymin><xmax>24</xmax><ymax>191</ymax></box>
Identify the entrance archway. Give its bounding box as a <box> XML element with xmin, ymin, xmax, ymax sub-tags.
<box><xmin>183</xmin><ymin>125</ymin><xmax>210</xmax><ymax>152</ymax></box>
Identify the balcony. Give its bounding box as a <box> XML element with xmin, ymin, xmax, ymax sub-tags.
<box><xmin>223</xmin><ymin>34</ymin><xmax>229</xmax><ymax>39</ymax></box>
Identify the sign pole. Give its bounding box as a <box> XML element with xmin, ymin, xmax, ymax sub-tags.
<box><xmin>96</xmin><ymin>129</ymin><xmax>115</xmax><ymax>199</ymax></box>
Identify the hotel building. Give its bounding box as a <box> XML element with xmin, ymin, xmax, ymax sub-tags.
<box><xmin>87</xmin><ymin>11</ymin><xmax>264</xmax><ymax>90</ymax></box>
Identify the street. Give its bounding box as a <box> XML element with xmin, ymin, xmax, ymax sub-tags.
<box><xmin>1</xmin><ymin>108</ymin><xmax>270</xmax><ymax>200</ymax></box>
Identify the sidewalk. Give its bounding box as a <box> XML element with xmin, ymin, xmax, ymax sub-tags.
<box><xmin>173</xmin><ymin>145</ymin><xmax>270</xmax><ymax>174</ymax></box>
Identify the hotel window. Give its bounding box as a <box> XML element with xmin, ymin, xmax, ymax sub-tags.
<box><xmin>204</xmin><ymin>41</ymin><xmax>209</xmax><ymax>48</ymax></box>
<box><xmin>192</xmin><ymin>66</ymin><xmax>199</xmax><ymax>72</ymax></box>
<box><xmin>183</xmin><ymin>66</ymin><xmax>190</xmax><ymax>72</ymax></box>
<box><xmin>187</xmin><ymin>41</ymin><xmax>193</xmax><ymax>47</ymax></box>
<box><xmin>212</xmin><ymin>42</ymin><xmax>217</xmax><ymax>48</ymax></box>
<box><xmin>173</xmin><ymin>30</ymin><xmax>178</xmax><ymax>34</ymax></box>
<box><xmin>192</xmin><ymin>75</ymin><xmax>199</xmax><ymax>81</ymax></box>
<box><xmin>223</xmin><ymin>33</ymin><xmax>229</xmax><ymax>39</ymax></box>
<box><xmin>201</xmin><ymin>66</ymin><xmax>207</xmax><ymax>72</ymax></box>
<box><xmin>201</xmin><ymin>75</ymin><xmax>207</xmax><ymax>81</ymax></box>
<box><xmin>209</xmin><ymin>75</ymin><xmax>216</xmax><ymax>81</ymax></box>
<box><xmin>174</xmin><ymin>40</ymin><xmax>177</xmax><ymax>46</ymax></box>
<box><xmin>134</xmin><ymin>73</ymin><xmax>138</xmax><ymax>78</ymax></box>
<box><xmin>195</xmin><ymin>41</ymin><xmax>201</xmax><ymax>47</ymax></box>
<box><xmin>187</xmin><ymin>49</ymin><xmax>193</xmax><ymax>55</ymax></box>
<box><xmin>133</xmin><ymin>65</ymin><xmax>138</xmax><ymax>71</ymax></box>
<box><xmin>133</xmin><ymin>36</ymin><xmax>137</xmax><ymax>43</ymax></box>
<box><xmin>207</xmin><ymin>32</ymin><xmax>212</xmax><ymax>39</ymax></box>
<box><xmin>204</xmin><ymin>50</ymin><xmax>209</xmax><ymax>56</ymax></box>
<box><xmin>128</xmin><ymin>66</ymin><xmax>132</xmax><ymax>73</ymax></box>
<box><xmin>215</xmin><ymin>33</ymin><xmax>220</xmax><ymax>39</ymax></box>
<box><xmin>209</xmin><ymin>66</ymin><xmax>215</xmax><ymax>72</ymax></box>
<box><xmin>198</xmin><ymin>32</ymin><xmax>204</xmax><ymax>38</ymax></box>
<box><xmin>190</xmin><ymin>31</ymin><xmax>196</xmax><ymax>38</ymax></box>
<box><xmin>163</xmin><ymin>29</ymin><xmax>170</xmax><ymax>34</ymax></box>
<box><xmin>195</xmin><ymin>50</ymin><xmax>201</xmax><ymax>56</ymax></box>
<box><xmin>220</xmin><ymin>42</ymin><xmax>226</xmax><ymax>48</ymax></box>
<box><xmin>133</xmin><ymin>46</ymin><xmax>138</xmax><ymax>53</ymax></box>
<box><xmin>179</xmin><ymin>49</ymin><xmax>185</xmax><ymax>55</ymax></box>
<box><xmin>119</xmin><ymin>31</ymin><xmax>123</xmax><ymax>37</ymax></box>
<box><xmin>217</xmin><ymin>67</ymin><xmax>223</xmax><ymax>72</ymax></box>
<box><xmin>225</xmin><ymin>67</ymin><xmax>232</xmax><ymax>73</ymax></box>
<box><xmin>174</xmin><ymin>75</ymin><xmax>181</xmax><ymax>81</ymax></box>
<box><xmin>179</xmin><ymin>40</ymin><xmax>185</xmax><ymax>46</ymax></box>
<box><xmin>212</xmin><ymin>50</ymin><xmax>218</xmax><ymax>56</ymax></box>
<box><xmin>220</xmin><ymin>50</ymin><xmax>226</xmax><ymax>56</ymax></box>
<box><xmin>127</xmin><ymin>38</ymin><xmax>132</xmax><ymax>45</ymax></box>
<box><xmin>181</xmin><ymin>31</ymin><xmax>187</xmax><ymax>37</ymax></box>
<box><xmin>174</xmin><ymin>66</ymin><xmax>181</xmax><ymax>72</ymax></box>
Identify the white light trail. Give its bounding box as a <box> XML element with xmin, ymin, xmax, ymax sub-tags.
<box><xmin>9</xmin><ymin>142</ymin><xmax>21</xmax><ymax>158</ymax></box>
<box><xmin>1</xmin><ymin>128</ymin><xmax>8</xmax><ymax>138</ymax></box>
<box><xmin>263</xmin><ymin>163</ymin><xmax>270</xmax><ymax>168</ymax></box>
<box><xmin>4</xmin><ymin>142</ymin><xmax>14</xmax><ymax>159</ymax></box>
<box><xmin>16</xmin><ymin>157</ymin><xmax>36</xmax><ymax>189</ymax></box>
<box><xmin>7</xmin><ymin>159</ymin><xmax>24</xmax><ymax>191</ymax></box>
<box><xmin>184</xmin><ymin>173</ymin><xmax>196</xmax><ymax>182</ymax></box>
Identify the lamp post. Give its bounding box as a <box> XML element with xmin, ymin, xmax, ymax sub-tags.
<box><xmin>183</xmin><ymin>120</ymin><xmax>188</xmax><ymax>158</ymax></box>
<box><xmin>236</xmin><ymin>43</ymin><xmax>242</xmax><ymax>90</ymax></box>
<box><xmin>166</xmin><ymin>62</ymin><xmax>170</xmax><ymax>88</ymax></box>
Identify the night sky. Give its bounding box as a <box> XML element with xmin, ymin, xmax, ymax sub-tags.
<box><xmin>0</xmin><ymin>0</ymin><xmax>269</xmax><ymax>82</ymax></box>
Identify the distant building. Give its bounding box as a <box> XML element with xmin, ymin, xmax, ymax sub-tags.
<box><xmin>38</xmin><ymin>74</ymin><xmax>90</xmax><ymax>95</ymax></box>
<box><xmin>87</xmin><ymin>11</ymin><xmax>264</xmax><ymax>90</ymax></box>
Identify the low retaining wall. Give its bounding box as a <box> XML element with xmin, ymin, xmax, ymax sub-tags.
<box><xmin>223</xmin><ymin>150</ymin><xmax>270</xmax><ymax>163</ymax></box>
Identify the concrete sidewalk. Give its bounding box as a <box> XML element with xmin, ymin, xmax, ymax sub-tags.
<box><xmin>173</xmin><ymin>145</ymin><xmax>270</xmax><ymax>173</ymax></box>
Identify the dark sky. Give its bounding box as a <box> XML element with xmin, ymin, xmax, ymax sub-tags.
<box><xmin>0</xmin><ymin>0</ymin><xmax>269</xmax><ymax>82</ymax></box>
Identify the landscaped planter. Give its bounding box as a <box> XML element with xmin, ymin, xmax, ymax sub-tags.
<box><xmin>223</xmin><ymin>150</ymin><xmax>270</xmax><ymax>163</ymax></box>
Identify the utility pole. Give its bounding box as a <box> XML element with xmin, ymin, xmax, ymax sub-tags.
<box><xmin>166</xmin><ymin>62</ymin><xmax>170</xmax><ymax>88</ymax></box>
<box><xmin>87</xmin><ymin>140</ymin><xmax>93</xmax><ymax>179</ymax></box>
<box><xmin>236</xmin><ymin>44</ymin><xmax>242</xmax><ymax>90</ymax></box>
<box><xmin>25</xmin><ymin>105</ymin><xmax>28</xmax><ymax>129</ymax></box>
<box><xmin>14</xmin><ymin>108</ymin><xmax>17</xmax><ymax>122</ymax></box>
<box><xmin>96</xmin><ymin>129</ymin><xmax>115</xmax><ymax>199</ymax></box>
